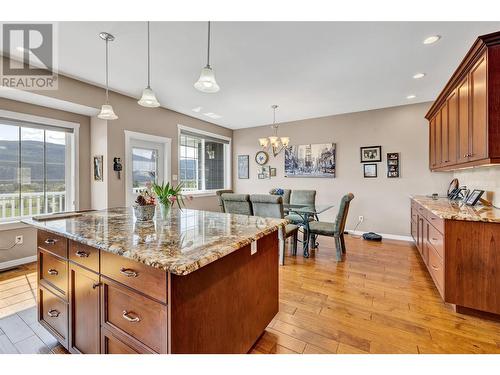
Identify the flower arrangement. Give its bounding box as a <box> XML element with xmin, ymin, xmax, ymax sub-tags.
<box><xmin>151</xmin><ymin>181</ymin><xmax>186</xmax><ymax>209</ymax></box>
<box><xmin>134</xmin><ymin>189</ymin><xmax>156</xmax><ymax>206</ymax></box>
<box><xmin>133</xmin><ymin>188</ymin><xmax>157</xmax><ymax>221</ymax></box>
<box><xmin>270</xmin><ymin>188</ymin><xmax>285</xmax><ymax>196</ymax></box>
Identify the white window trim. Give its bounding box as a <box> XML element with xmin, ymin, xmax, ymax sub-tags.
<box><xmin>177</xmin><ymin>124</ymin><xmax>232</xmax><ymax>194</ymax></box>
<box><xmin>124</xmin><ymin>130</ymin><xmax>172</xmax><ymax>207</ymax></box>
<box><xmin>0</xmin><ymin>109</ymin><xmax>80</xmax><ymax>225</ymax></box>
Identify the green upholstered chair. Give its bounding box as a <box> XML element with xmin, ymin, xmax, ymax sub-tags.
<box><xmin>269</xmin><ymin>188</ymin><xmax>292</xmax><ymax>215</ymax></box>
<box><xmin>285</xmin><ymin>190</ymin><xmax>317</xmax><ymax>224</ymax></box>
<box><xmin>250</xmin><ymin>194</ymin><xmax>298</xmax><ymax>265</ymax></box>
<box><xmin>308</xmin><ymin>193</ymin><xmax>354</xmax><ymax>261</ymax></box>
<box><xmin>216</xmin><ymin>189</ymin><xmax>233</xmax><ymax>212</ymax></box>
<box><xmin>220</xmin><ymin>193</ymin><xmax>252</xmax><ymax>215</ymax></box>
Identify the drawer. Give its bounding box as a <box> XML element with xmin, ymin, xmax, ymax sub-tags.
<box><xmin>427</xmin><ymin>211</ymin><xmax>444</xmax><ymax>234</ymax></box>
<box><xmin>101</xmin><ymin>279</ymin><xmax>167</xmax><ymax>353</ymax></box>
<box><xmin>101</xmin><ymin>251</ymin><xmax>167</xmax><ymax>303</ymax></box>
<box><xmin>69</xmin><ymin>241</ymin><xmax>100</xmax><ymax>273</ymax></box>
<box><xmin>101</xmin><ymin>327</ymin><xmax>154</xmax><ymax>354</ymax></box>
<box><xmin>39</xmin><ymin>285</ymin><xmax>68</xmax><ymax>347</ymax></box>
<box><xmin>39</xmin><ymin>249</ymin><xmax>68</xmax><ymax>299</ymax></box>
<box><xmin>428</xmin><ymin>245</ymin><xmax>445</xmax><ymax>294</ymax></box>
<box><xmin>427</xmin><ymin>224</ymin><xmax>444</xmax><ymax>259</ymax></box>
<box><xmin>38</xmin><ymin>230</ymin><xmax>68</xmax><ymax>258</ymax></box>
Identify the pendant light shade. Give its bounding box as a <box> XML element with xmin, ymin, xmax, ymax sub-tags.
<box><xmin>138</xmin><ymin>22</ymin><xmax>161</xmax><ymax>107</ymax></box>
<box><xmin>98</xmin><ymin>104</ymin><xmax>118</xmax><ymax>120</ymax></box>
<box><xmin>194</xmin><ymin>21</ymin><xmax>220</xmax><ymax>93</ymax></box>
<box><xmin>98</xmin><ymin>32</ymin><xmax>118</xmax><ymax>120</ymax></box>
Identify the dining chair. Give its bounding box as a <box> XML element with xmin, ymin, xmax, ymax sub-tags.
<box><xmin>220</xmin><ymin>193</ymin><xmax>252</xmax><ymax>215</ymax></box>
<box><xmin>270</xmin><ymin>188</ymin><xmax>291</xmax><ymax>215</ymax></box>
<box><xmin>216</xmin><ymin>189</ymin><xmax>233</xmax><ymax>212</ymax></box>
<box><xmin>285</xmin><ymin>189</ymin><xmax>317</xmax><ymax>224</ymax></box>
<box><xmin>250</xmin><ymin>194</ymin><xmax>298</xmax><ymax>265</ymax></box>
<box><xmin>307</xmin><ymin>193</ymin><xmax>354</xmax><ymax>261</ymax></box>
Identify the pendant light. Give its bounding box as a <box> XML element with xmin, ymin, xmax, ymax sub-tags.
<box><xmin>194</xmin><ymin>21</ymin><xmax>220</xmax><ymax>93</ymax></box>
<box><xmin>97</xmin><ymin>32</ymin><xmax>118</xmax><ymax>120</ymax></box>
<box><xmin>138</xmin><ymin>22</ymin><xmax>161</xmax><ymax>107</ymax></box>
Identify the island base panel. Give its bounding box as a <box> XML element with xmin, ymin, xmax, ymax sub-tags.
<box><xmin>170</xmin><ymin>232</ymin><xmax>279</xmax><ymax>354</ymax></box>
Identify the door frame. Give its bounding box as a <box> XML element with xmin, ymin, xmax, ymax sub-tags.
<box><xmin>124</xmin><ymin>130</ymin><xmax>172</xmax><ymax>207</ymax></box>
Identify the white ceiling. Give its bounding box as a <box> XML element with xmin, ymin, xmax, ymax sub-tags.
<box><xmin>5</xmin><ymin>21</ymin><xmax>500</xmax><ymax>129</ymax></box>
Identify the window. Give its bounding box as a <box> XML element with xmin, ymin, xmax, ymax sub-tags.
<box><xmin>0</xmin><ymin>118</ymin><xmax>76</xmax><ymax>221</ymax></box>
<box><xmin>178</xmin><ymin>126</ymin><xmax>230</xmax><ymax>193</ymax></box>
<box><xmin>132</xmin><ymin>147</ymin><xmax>159</xmax><ymax>191</ymax></box>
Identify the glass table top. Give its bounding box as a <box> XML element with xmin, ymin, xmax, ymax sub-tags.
<box><xmin>284</xmin><ymin>203</ymin><xmax>335</xmax><ymax>215</ymax></box>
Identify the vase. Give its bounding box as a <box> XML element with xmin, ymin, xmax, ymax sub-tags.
<box><xmin>159</xmin><ymin>203</ymin><xmax>171</xmax><ymax>219</ymax></box>
<box><xmin>133</xmin><ymin>204</ymin><xmax>156</xmax><ymax>221</ymax></box>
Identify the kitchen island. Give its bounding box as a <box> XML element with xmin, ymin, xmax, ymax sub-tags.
<box><xmin>23</xmin><ymin>208</ymin><xmax>286</xmax><ymax>354</ymax></box>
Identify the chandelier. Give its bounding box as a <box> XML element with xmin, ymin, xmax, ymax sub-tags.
<box><xmin>258</xmin><ymin>105</ymin><xmax>290</xmax><ymax>157</ymax></box>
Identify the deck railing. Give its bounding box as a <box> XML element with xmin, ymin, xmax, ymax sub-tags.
<box><xmin>0</xmin><ymin>191</ymin><xmax>66</xmax><ymax>221</ymax></box>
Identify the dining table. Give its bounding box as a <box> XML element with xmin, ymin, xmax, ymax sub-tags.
<box><xmin>284</xmin><ymin>203</ymin><xmax>335</xmax><ymax>257</ymax></box>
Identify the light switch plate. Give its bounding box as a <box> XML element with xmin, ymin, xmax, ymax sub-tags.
<box><xmin>172</xmin><ymin>174</ymin><xmax>178</xmax><ymax>181</ymax></box>
<box><xmin>251</xmin><ymin>241</ymin><xmax>257</xmax><ymax>255</ymax></box>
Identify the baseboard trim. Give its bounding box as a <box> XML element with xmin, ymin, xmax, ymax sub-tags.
<box><xmin>0</xmin><ymin>255</ymin><xmax>37</xmax><ymax>271</ymax></box>
<box><xmin>347</xmin><ymin>230</ymin><xmax>413</xmax><ymax>242</ymax></box>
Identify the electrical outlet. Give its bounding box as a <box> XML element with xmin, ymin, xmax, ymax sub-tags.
<box><xmin>358</xmin><ymin>216</ymin><xmax>364</xmax><ymax>223</ymax></box>
<box><xmin>15</xmin><ymin>235</ymin><xmax>23</xmax><ymax>245</ymax></box>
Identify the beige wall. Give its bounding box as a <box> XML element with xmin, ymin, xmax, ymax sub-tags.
<box><xmin>233</xmin><ymin>102</ymin><xmax>453</xmax><ymax>237</ymax></box>
<box><xmin>454</xmin><ymin>166</ymin><xmax>500</xmax><ymax>207</ymax></box>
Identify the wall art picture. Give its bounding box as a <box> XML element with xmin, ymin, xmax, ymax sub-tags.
<box><xmin>387</xmin><ymin>152</ymin><xmax>400</xmax><ymax>178</ymax></box>
<box><xmin>237</xmin><ymin>155</ymin><xmax>249</xmax><ymax>179</ymax></box>
<box><xmin>93</xmin><ymin>155</ymin><xmax>104</xmax><ymax>181</ymax></box>
<box><xmin>270</xmin><ymin>167</ymin><xmax>277</xmax><ymax>177</ymax></box>
<box><xmin>258</xmin><ymin>166</ymin><xmax>271</xmax><ymax>179</ymax></box>
<box><xmin>360</xmin><ymin>146</ymin><xmax>382</xmax><ymax>163</ymax></box>
<box><xmin>284</xmin><ymin>143</ymin><xmax>336</xmax><ymax>178</ymax></box>
<box><xmin>363</xmin><ymin>163</ymin><xmax>377</xmax><ymax>178</ymax></box>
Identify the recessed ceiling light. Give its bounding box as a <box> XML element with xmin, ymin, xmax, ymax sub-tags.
<box><xmin>407</xmin><ymin>95</ymin><xmax>416</xmax><ymax>100</ymax></box>
<box><xmin>203</xmin><ymin>112</ymin><xmax>222</xmax><ymax>119</ymax></box>
<box><xmin>192</xmin><ymin>106</ymin><xmax>202</xmax><ymax>113</ymax></box>
<box><xmin>413</xmin><ymin>73</ymin><xmax>426</xmax><ymax>79</ymax></box>
<box><xmin>423</xmin><ymin>35</ymin><xmax>441</xmax><ymax>45</ymax></box>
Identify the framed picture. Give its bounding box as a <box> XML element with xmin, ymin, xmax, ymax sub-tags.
<box><xmin>386</xmin><ymin>152</ymin><xmax>400</xmax><ymax>178</ymax></box>
<box><xmin>93</xmin><ymin>155</ymin><xmax>103</xmax><ymax>181</ymax></box>
<box><xmin>284</xmin><ymin>143</ymin><xmax>336</xmax><ymax>178</ymax></box>
<box><xmin>363</xmin><ymin>163</ymin><xmax>377</xmax><ymax>178</ymax></box>
<box><xmin>258</xmin><ymin>173</ymin><xmax>265</xmax><ymax>179</ymax></box>
<box><xmin>270</xmin><ymin>167</ymin><xmax>277</xmax><ymax>177</ymax></box>
<box><xmin>360</xmin><ymin>146</ymin><xmax>382</xmax><ymax>163</ymax></box>
<box><xmin>465</xmin><ymin>189</ymin><xmax>484</xmax><ymax>206</ymax></box>
<box><xmin>237</xmin><ymin>155</ymin><xmax>249</xmax><ymax>179</ymax></box>
<box><xmin>259</xmin><ymin>166</ymin><xmax>271</xmax><ymax>179</ymax></box>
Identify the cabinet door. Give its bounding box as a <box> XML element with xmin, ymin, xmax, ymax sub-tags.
<box><xmin>69</xmin><ymin>263</ymin><xmax>100</xmax><ymax>354</ymax></box>
<box><xmin>446</xmin><ymin>90</ymin><xmax>458</xmax><ymax>165</ymax></box>
<box><xmin>469</xmin><ymin>54</ymin><xmax>488</xmax><ymax>161</ymax></box>
<box><xmin>429</xmin><ymin>117</ymin><xmax>436</xmax><ymax>169</ymax></box>
<box><xmin>435</xmin><ymin>111</ymin><xmax>442</xmax><ymax>167</ymax></box>
<box><xmin>441</xmin><ymin>103</ymin><xmax>449</xmax><ymax>165</ymax></box>
<box><xmin>457</xmin><ymin>77</ymin><xmax>470</xmax><ymax>163</ymax></box>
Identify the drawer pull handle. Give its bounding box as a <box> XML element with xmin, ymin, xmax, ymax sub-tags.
<box><xmin>92</xmin><ymin>282</ymin><xmax>101</xmax><ymax>289</ymax></box>
<box><xmin>47</xmin><ymin>309</ymin><xmax>60</xmax><ymax>318</ymax></box>
<box><xmin>122</xmin><ymin>310</ymin><xmax>140</xmax><ymax>323</ymax></box>
<box><xmin>47</xmin><ymin>268</ymin><xmax>58</xmax><ymax>276</ymax></box>
<box><xmin>44</xmin><ymin>238</ymin><xmax>58</xmax><ymax>245</ymax></box>
<box><xmin>120</xmin><ymin>268</ymin><xmax>138</xmax><ymax>278</ymax></box>
<box><xmin>431</xmin><ymin>264</ymin><xmax>439</xmax><ymax>271</ymax></box>
<box><xmin>432</xmin><ymin>238</ymin><xmax>438</xmax><ymax>241</ymax></box>
<box><xmin>75</xmin><ymin>250</ymin><xmax>89</xmax><ymax>258</ymax></box>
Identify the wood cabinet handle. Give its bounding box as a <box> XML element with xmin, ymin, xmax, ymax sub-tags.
<box><xmin>47</xmin><ymin>268</ymin><xmax>58</xmax><ymax>276</ymax></box>
<box><xmin>75</xmin><ymin>250</ymin><xmax>89</xmax><ymax>258</ymax></box>
<box><xmin>47</xmin><ymin>309</ymin><xmax>60</xmax><ymax>318</ymax></box>
<box><xmin>92</xmin><ymin>282</ymin><xmax>101</xmax><ymax>289</ymax></box>
<box><xmin>120</xmin><ymin>268</ymin><xmax>138</xmax><ymax>278</ymax></box>
<box><xmin>432</xmin><ymin>238</ymin><xmax>438</xmax><ymax>241</ymax></box>
<box><xmin>44</xmin><ymin>238</ymin><xmax>58</xmax><ymax>245</ymax></box>
<box><xmin>122</xmin><ymin>310</ymin><xmax>140</xmax><ymax>323</ymax></box>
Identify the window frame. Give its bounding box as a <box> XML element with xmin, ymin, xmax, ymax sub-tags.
<box><xmin>177</xmin><ymin>124</ymin><xmax>231</xmax><ymax>196</ymax></box>
<box><xmin>0</xmin><ymin>109</ymin><xmax>79</xmax><ymax>223</ymax></box>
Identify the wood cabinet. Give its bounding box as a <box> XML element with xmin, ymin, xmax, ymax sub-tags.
<box><xmin>426</xmin><ymin>31</ymin><xmax>500</xmax><ymax>171</ymax></box>
<box><xmin>410</xmin><ymin>198</ymin><xmax>500</xmax><ymax>316</ymax></box>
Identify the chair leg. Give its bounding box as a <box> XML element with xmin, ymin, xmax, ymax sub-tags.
<box><xmin>340</xmin><ymin>234</ymin><xmax>346</xmax><ymax>254</ymax></box>
<box><xmin>334</xmin><ymin>236</ymin><xmax>343</xmax><ymax>261</ymax></box>
<box><xmin>308</xmin><ymin>232</ymin><xmax>314</xmax><ymax>250</ymax></box>
<box><xmin>292</xmin><ymin>231</ymin><xmax>298</xmax><ymax>256</ymax></box>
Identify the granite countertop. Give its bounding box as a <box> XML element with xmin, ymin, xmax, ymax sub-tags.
<box><xmin>411</xmin><ymin>195</ymin><xmax>500</xmax><ymax>223</ymax></box>
<box><xmin>23</xmin><ymin>207</ymin><xmax>287</xmax><ymax>275</ymax></box>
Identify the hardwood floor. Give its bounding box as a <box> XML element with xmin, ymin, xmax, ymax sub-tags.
<box><xmin>1</xmin><ymin>236</ymin><xmax>500</xmax><ymax>354</ymax></box>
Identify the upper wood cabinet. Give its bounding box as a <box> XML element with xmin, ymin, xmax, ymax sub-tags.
<box><xmin>426</xmin><ymin>31</ymin><xmax>500</xmax><ymax>171</ymax></box>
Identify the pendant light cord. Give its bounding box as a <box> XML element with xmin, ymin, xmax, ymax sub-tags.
<box><xmin>206</xmin><ymin>21</ymin><xmax>211</xmax><ymax>67</ymax></box>
<box><xmin>147</xmin><ymin>21</ymin><xmax>151</xmax><ymax>88</ymax></box>
<box><xmin>105</xmin><ymin>37</ymin><xmax>109</xmax><ymax>103</ymax></box>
